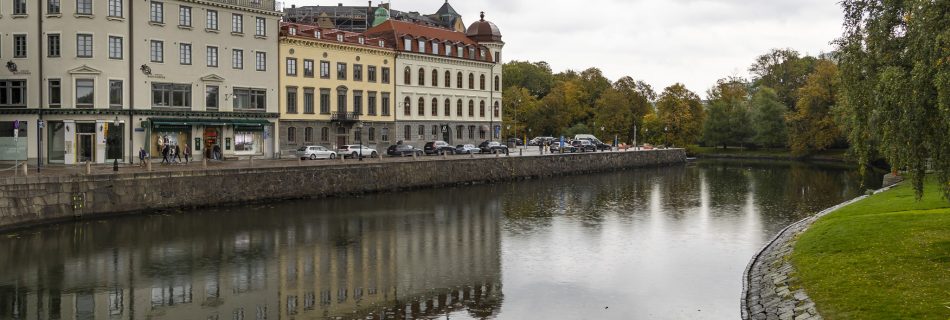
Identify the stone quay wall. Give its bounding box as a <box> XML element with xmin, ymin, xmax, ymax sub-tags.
<box><xmin>0</xmin><ymin>149</ymin><xmax>685</xmax><ymax>231</ymax></box>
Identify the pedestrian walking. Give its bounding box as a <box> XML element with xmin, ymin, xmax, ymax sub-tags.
<box><xmin>174</xmin><ymin>144</ymin><xmax>183</xmax><ymax>163</ymax></box>
<box><xmin>539</xmin><ymin>141</ymin><xmax>544</xmax><ymax>154</ymax></box>
<box><xmin>183</xmin><ymin>144</ymin><xmax>191</xmax><ymax>163</ymax></box>
<box><xmin>138</xmin><ymin>147</ymin><xmax>147</xmax><ymax>167</ymax></box>
<box><xmin>161</xmin><ymin>144</ymin><xmax>170</xmax><ymax>164</ymax></box>
<box><xmin>169</xmin><ymin>146</ymin><xmax>178</xmax><ymax>164</ymax></box>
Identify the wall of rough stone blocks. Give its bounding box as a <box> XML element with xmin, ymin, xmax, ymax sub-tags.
<box><xmin>0</xmin><ymin>149</ymin><xmax>685</xmax><ymax>231</ymax></box>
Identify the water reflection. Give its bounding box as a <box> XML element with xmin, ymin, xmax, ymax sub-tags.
<box><xmin>0</xmin><ymin>159</ymin><xmax>877</xmax><ymax>320</ymax></box>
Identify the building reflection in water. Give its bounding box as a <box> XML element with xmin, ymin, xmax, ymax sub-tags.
<box><xmin>0</xmin><ymin>187</ymin><xmax>503</xmax><ymax>320</ymax></box>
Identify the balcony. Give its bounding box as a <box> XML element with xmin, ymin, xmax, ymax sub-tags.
<box><xmin>206</xmin><ymin>0</ymin><xmax>277</xmax><ymax>12</ymax></box>
<box><xmin>331</xmin><ymin>112</ymin><xmax>360</xmax><ymax>123</ymax></box>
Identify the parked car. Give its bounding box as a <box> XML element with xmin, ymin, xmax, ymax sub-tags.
<box><xmin>424</xmin><ymin>141</ymin><xmax>456</xmax><ymax>155</ymax></box>
<box><xmin>387</xmin><ymin>144</ymin><xmax>424</xmax><ymax>157</ymax></box>
<box><xmin>571</xmin><ymin>140</ymin><xmax>596</xmax><ymax>152</ymax></box>
<box><xmin>456</xmin><ymin>144</ymin><xmax>479</xmax><ymax>154</ymax></box>
<box><xmin>478</xmin><ymin>141</ymin><xmax>509</xmax><ymax>154</ymax></box>
<box><xmin>587</xmin><ymin>139</ymin><xmax>612</xmax><ymax>151</ymax></box>
<box><xmin>506</xmin><ymin>138</ymin><xmax>524</xmax><ymax>146</ymax></box>
<box><xmin>339</xmin><ymin>145</ymin><xmax>378</xmax><ymax>158</ymax></box>
<box><xmin>296</xmin><ymin>146</ymin><xmax>337</xmax><ymax>160</ymax></box>
<box><xmin>529</xmin><ymin>136</ymin><xmax>555</xmax><ymax>146</ymax></box>
<box><xmin>550</xmin><ymin>141</ymin><xmax>575</xmax><ymax>153</ymax></box>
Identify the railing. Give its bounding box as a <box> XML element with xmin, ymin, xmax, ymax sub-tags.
<box><xmin>331</xmin><ymin>112</ymin><xmax>361</xmax><ymax>122</ymax></box>
<box><xmin>206</xmin><ymin>0</ymin><xmax>277</xmax><ymax>11</ymax></box>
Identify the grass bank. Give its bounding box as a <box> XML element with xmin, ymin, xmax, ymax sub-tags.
<box><xmin>792</xmin><ymin>178</ymin><xmax>950</xmax><ymax>319</ymax></box>
<box><xmin>691</xmin><ymin>146</ymin><xmax>848</xmax><ymax>162</ymax></box>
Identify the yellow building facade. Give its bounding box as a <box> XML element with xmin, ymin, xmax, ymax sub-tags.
<box><xmin>278</xmin><ymin>23</ymin><xmax>397</xmax><ymax>155</ymax></box>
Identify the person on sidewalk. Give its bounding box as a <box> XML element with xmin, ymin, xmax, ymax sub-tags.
<box><xmin>183</xmin><ymin>144</ymin><xmax>191</xmax><ymax>164</ymax></box>
<box><xmin>161</xmin><ymin>144</ymin><xmax>170</xmax><ymax>165</ymax></box>
<box><xmin>174</xmin><ymin>144</ymin><xmax>183</xmax><ymax>163</ymax></box>
<box><xmin>138</xmin><ymin>147</ymin><xmax>148</xmax><ymax>167</ymax></box>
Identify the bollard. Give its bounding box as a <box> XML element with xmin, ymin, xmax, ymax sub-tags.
<box><xmin>442</xmin><ymin>152</ymin><xmax>447</xmax><ymax>160</ymax></box>
<box><xmin>147</xmin><ymin>159</ymin><xmax>153</xmax><ymax>171</ymax></box>
<box><xmin>519</xmin><ymin>149</ymin><xmax>523</xmax><ymax>156</ymax></box>
<box><xmin>298</xmin><ymin>157</ymin><xmax>302</xmax><ymax>166</ymax></box>
<box><xmin>86</xmin><ymin>161</ymin><xmax>92</xmax><ymax>175</ymax></box>
<box><xmin>470</xmin><ymin>152</ymin><xmax>475</xmax><ymax>159</ymax></box>
<box><xmin>495</xmin><ymin>152</ymin><xmax>499</xmax><ymax>158</ymax></box>
<box><xmin>412</xmin><ymin>152</ymin><xmax>417</xmax><ymax>161</ymax></box>
<box><xmin>22</xmin><ymin>162</ymin><xmax>28</xmax><ymax>177</ymax></box>
<box><xmin>378</xmin><ymin>152</ymin><xmax>384</xmax><ymax>161</ymax></box>
<box><xmin>202</xmin><ymin>157</ymin><xmax>207</xmax><ymax>168</ymax></box>
<box><xmin>340</xmin><ymin>154</ymin><xmax>345</xmax><ymax>163</ymax></box>
<box><xmin>249</xmin><ymin>156</ymin><xmax>254</xmax><ymax>167</ymax></box>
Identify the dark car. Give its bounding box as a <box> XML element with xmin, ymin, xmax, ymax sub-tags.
<box><xmin>387</xmin><ymin>144</ymin><xmax>424</xmax><ymax>157</ymax></box>
<box><xmin>478</xmin><ymin>141</ymin><xmax>509</xmax><ymax>154</ymax></box>
<box><xmin>587</xmin><ymin>139</ymin><xmax>612</xmax><ymax>151</ymax></box>
<box><xmin>424</xmin><ymin>141</ymin><xmax>456</xmax><ymax>155</ymax></box>
<box><xmin>506</xmin><ymin>138</ymin><xmax>524</xmax><ymax>146</ymax></box>
<box><xmin>571</xmin><ymin>140</ymin><xmax>596</xmax><ymax>152</ymax></box>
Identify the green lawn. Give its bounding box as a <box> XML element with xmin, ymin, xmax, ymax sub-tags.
<box><xmin>792</xmin><ymin>178</ymin><xmax>950</xmax><ymax>319</ymax></box>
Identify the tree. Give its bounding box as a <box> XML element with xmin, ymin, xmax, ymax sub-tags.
<box><xmin>614</xmin><ymin>77</ymin><xmax>656</xmax><ymax>143</ymax></box>
<box><xmin>656</xmin><ymin>84</ymin><xmax>705</xmax><ymax>147</ymax></box>
<box><xmin>592</xmin><ymin>88</ymin><xmax>634</xmax><ymax>141</ymax></box>
<box><xmin>502</xmin><ymin>61</ymin><xmax>554</xmax><ymax>98</ymax></box>
<box><xmin>701</xmin><ymin>77</ymin><xmax>753</xmax><ymax>148</ymax></box>
<box><xmin>787</xmin><ymin>60</ymin><xmax>842</xmax><ymax>156</ymax></box>
<box><xmin>837</xmin><ymin>0</ymin><xmax>950</xmax><ymax>199</ymax></box>
<box><xmin>750</xmin><ymin>87</ymin><xmax>788</xmax><ymax>148</ymax></box>
<box><xmin>749</xmin><ymin>49</ymin><xmax>818</xmax><ymax>110</ymax></box>
<box><xmin>502</xmin><ymin>86</ymin><xmax>540</xmax><ymax>138</ymax></box>
<box><xmin>537</xmin><ymin>80</ymin><xmax>586</xmax><ymax>136</ymax></box>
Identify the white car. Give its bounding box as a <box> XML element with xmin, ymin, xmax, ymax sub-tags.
<box><xmin>296</xmin><ymin>146</ymin><xmax>337</xmax><ymax>160</ymax></box>
<box><xmin>455</xmin><ymin>144</ymin><xmax>479</xmax><ymax>154</ymax></box>
<box><xmin>339</xmin><ymin>145</ymin><xmax>378</xmax><ymax>159</ymax></box>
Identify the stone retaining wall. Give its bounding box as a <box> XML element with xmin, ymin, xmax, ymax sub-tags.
<box><xmin>0</xmin><ymin>149</ymin><xmax>685</xmax><ymax>231</ymax></box>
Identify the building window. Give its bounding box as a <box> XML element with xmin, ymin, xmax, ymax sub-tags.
<box><xmin>255</xmin><ymin>17</ymin><xmax>265</xmax><ymax>36</ymax></box>
<box><xmin>367</xmin><ymin>92</ymin><xmax>377</xmax><ymax>115</ymax></box>
<box><xmin>75</xmin><ymin>79</ymin><xmax>94</xmax><ymax>108</ymax></box>
<box><xmin>336</xmin><ymin>88</ymin><xmax>347</xmax><ymax>113</ymax></box>
<box><xmin>49</xmin><ymin>79</ymin><xmax>62</xmax><ymax>107</ymax></box>
<box><xmin>303</xmin><ymin>59</ymin><xmax>314</xmax><ymax>77</ymax></box>
<box><xmin>468</xmin><ymin>100</ymin><xmax>474</xmax><ymax>117</ymax></box>
<box><xmin>468</xmin><ymin>73</ymin><xmax>475</xmax><ymax>89</ymax></box>
<box><xmin>319</xmin><ymin>89</ymin><xmax>330</xmax><ymax>114</ymax></box>
<box><xmin>444</xmin><ymin>98</ymin><xmax>451</xmax><ymax>117</ymax></box>
<box><xmin>417</xmin><ymin>125</ymin><xmax>424</xmax><ymax>137</ymax></box>
<box><xmin>77</xmin><ymin>34</ymin><xmax>94</xmax><ymax>58</ymax></box>
<box><xmin>353</xmin><ymin>91</ymin><xmax>363</xmax><ymax>115</ymax></box>
<box><xmin>320</xmin><ymin>127</ymin><xmax>329</xmax><ymax>141</ymax></box>
<box><xmin>368</xmin><ymin>127</ymin><xmax>375</xmax><ymax>141</ymax></box>
<box><xmin>367</xmin><ymin>66</ymin><xmax>376</xmax><ymax>82</ymax></box>
<box><xmin>403</xmin><ymin>67</ymin><xmax>411</xmax><ymax>85</ymax></box>
<box><xmin>179</xmin><ymin>6</ymin><xmax>191</xmax><ymax>27</ymax></box>
<box><xmin>206</xmin><ymin>10</ymin><xmax>218</xmax><ymax>30</ymax></box>
<box><xmin>480</xmin><ymin>74</ymin><xmax>486</xmax><ymax>90</ymax></box>
<box><xmin>432</xmin><ymin>42</ymin><xmax>439</xmax><ymax>55</ymax></box>
<box><xmin>403</xmin><ymin>38</ymin><xmax>412</xmax><ymax>51</ymax></box>
<box><xmin>494</xmin><ymin>101</ymin><xmax>500</xmax><ymax>117</ymax></box>
<box><xmin>108</xmin><ymin>36</ymin><xmax>123</xmax><ymax>59</ymax></box>
<box><xmin>456</xmin><ymin>126</ymin><xmax>463</xmax><ymax>139</ymax></box>
<box><xmin>285</xmin><ymin>87</ymin><xmax>297</xmax><ymax>114</ymax></box>
<box><xmin>109</xmin><ymin>80</ymin><xmax>123</xmax><ymax>108</ymax></box>
<box><xmin>151</xmin><ymin>83</ymin><xmax>191</xmax><ymax>108</ymax></box>
<box><xmin>418</xmin><ymin>68</ymin><xmax>425</xmax><ymax>86</ymax></box>
<box><xmin>108</xmin><ymin>0</ymin><xmax>122</xmax><ymax>17</ymax></box>
<box><xmin>404</xmin><ymin>125</ymin><xmax>411</xmax><ymax>141</ymax></box>
<box><xmin>457</xmin><ymin>46</ymin><xmax>463</xmax><ymax>58</ymax></box>
<box><xmin>381</xmin><ymin>93</ymin><xmax>390</xmax><ymax>116</ymax></box>
<box><xmin>336</xmin><ymin>63</ymin><xmax>346</xmax><ymax>80</ymax></box>
<box><xmin>231</xmin><ymin>14</ymin><xmax>243</xmax><ymax>33</ymax></box>
<box><xmin>304</xmin><ymin>127</ymin><xmax>313</xmax><ymax>142</ymax></box>
<box><xmin>418</xmin><ymin>39</ymin><xmax>425</xmax><ymax>53</ymax></box>
<box><xmin>495</xmin><ymin>75</ymin><xmax>500</xmax><ymax>91</ymax></box>
<box><xmin>0</xmin><ymin>80</ymin><xmax>27</xmax><ymax>108</ymax></box>
<box><xmin>319</xmin><ymin>61</ymin><xmax>330</xmax><ymax>79</ymax></box>
<box><xmin>381</xmin><ymin>67</ymin><xmax>390</xmax><ymax>84</ymax></box>
<box><xmin>445</xmin><ymin>43</ymin><xmax>452</xmax><ymax>56</ymax></box>
<box><xmin>287</xmin><ymin>127</ymin><xmax>296</xmax><ymax>143</ymax></box>
<box><xmin>353</xmin><ymin>64</ymin><xmax>363</xmax><ymax>81</ymax></box>
<box><xmin>48</xmin><ymin>0</ymin><xmax>60</xmax><ymax>14</ymax></box>
<box><xmin>468</xmin><ymin>126</ymin><xmax>475</xmax><ymax>139</ymax></box>
<box><xmin>286</xmin><ymin>58</ymin><xmax>297</xmax><ymax>76</ymax></box>
<box><xmin>469</xmin><ymin>47</ymin><xmax>476</xmax><ymax>59</ymax></box>
<box><xmin>206</xmin><ymin>46</ymin><xmax>218</xmax><ymax>67</ymax></box>
<box><xmin>149</xmin><ymin>1</ymin><xmax>163</xmax><ymax>23</ymax></box>
<box><xmin>13</xmin><ymin>35</ymin><xmax>27</xmax><ymax>58</ymax></box>
<box><xmin>431</xmin><ymin>125</ymin><xmax>438</xmax><ymax>136</ymax></box>
<box><xmin>456</xmin><ymin>100</ymin><xmax>462</xmax><ymax>117</ymax></box>
<box><xmin>233</xmin><ymin>87</ymin><xmax>266</xmax><ymax>110</ymax></box>
<box><xmin>149</xmin><ymin>40</ymin><xmax>163</xmax><ymax>62</ymax></box>
<box><xmin>456</xmin><ymin>72</ymin><xmax>463</xmax><ymax>89</ymax></box>
<box><xmin>444</xmin><ymin>71</ymin><xmax>451</xmax><ymax>87</ymax></box>
<box><xmin>431</xmin><ymin>69</ymin><xmax>438</xmax><ymax>87</ymax></box>
<box><xmin>479</xmin><ymin>127</ymin><xmax>486</xmax><ymax>139</ymax></box>
<box><xmin>255</xmin><ymin>52</ymin><xmax>266</xmax><ymax>71</ymax></box>
<box><xmin>429</xmin><ymin>98</ymin><xmax>439</xmax><ymax>116</ymax></box>
<box><xmin>303</xmin><ymin>88</ymin><xmax>314</xmax><ymax>114</ymax></box>
<box><xmin>232</xmin><ymin>49</ymin><xmax>243</xmax><ymax>69</ymax></box>
<box><xmin>381</xmin><ymin>127</ymin><xmax>389</xmax><ymax>141</ymax></box>
<box><xmin>403</xmin><ymin>97</ymin><xmax>411</xmax><ymax>116</ymax></box>
<box><xmin>77</xmin><ymin>0</ymin><xmax>92</xmax><ymax>15</ymax></box>
<box><xmin>179</xmin><ymin>43</ymin><xmax>192</xmax><ymax>65</ymax></box>
<box><xmin>47</xmin><ymin>34</ymin><xmax>61</xmax><ymax>57</ymax></box>
<box><xmin>205</xmin><ymin>86</ymin><xmax>219</xmax><ymax>110</ymax></box>
<box><xmin>417</xmin><ymin>97</ymin><xmax>425</xmax><ymax>116</ymax></box>
<box><xmin>479</xmin><ymin>101</ymin><xmax>486</xmax><ymax>117</ymax></box>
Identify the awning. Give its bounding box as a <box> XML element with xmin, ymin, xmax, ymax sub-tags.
<box><xmin>147</xmin><ymin>118</ymin><xmax>271</xmax><ymax>128</ymax></box>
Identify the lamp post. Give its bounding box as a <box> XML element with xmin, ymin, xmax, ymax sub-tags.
<box><xmin>112</xmin><ymin>116</ymin><xmax>121</xmax><ymax>171</ymax></box>
<box><xmin>664</xmin><ymin>126</ymin><xmax>669</xmax><ymax>149</ymax></box>
<box><xmin>506</xmin><ymin>125</ymin><xmax>511</xmax><ymax>147</ymax></box>
<box><xmin>356</xmin><ymin>122</ymin><xmax>364</xmax><ymax>161</ymax></box>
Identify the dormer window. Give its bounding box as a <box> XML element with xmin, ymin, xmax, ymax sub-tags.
<box><xmin>404</xmin><ymin>38</ymin><xmax>412</xmax><ymax>51</ymax></box>
<box><xmin>418</xmin><ymin>40</ymin><xmax>426</xmax><ymax>53</ymax></box>
<box><xmin>336</xmin><ymin>34</ymin><xmax>344</xmax><ymax>42</ymax></box>
<box><xmin>289</xmin><ymin>27</ymin><xmax>297</xmax><ymax>35</ymax></box>
<box><xmin>358</xmin><ymin>36</ymin><xmax>365</xmax><ymax>45</ymax></box>
<box><xmin>480</xmin><ymin>49</ymin><xmax>486</xmax><ymax>59</ymax></box>
<box><xmin>445</xmin><ymin>44</ymin><xmax>452</xmax><ymax>56</ymax></box>
<box><xmin>433</xmin><ymin>42</ymin><xmax>440</xmax><ymax>55</ymax></box>
<box><xmin>457</xmin><ymin>46</ymin><xmax>463</xmax><ymax>58</ymax></box>
<box><xmin>379</xmin><ymin>40</ymin><xmax>385</xmax><ymax>47</ymax></box>
<box><xmin>315</xmin><ymin>31</ymin><xmax>321</xmax><ymax>39</ymax></box>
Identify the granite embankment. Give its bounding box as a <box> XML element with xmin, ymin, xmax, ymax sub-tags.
<box><xmin>0</xmin><ymin>149</ymin><xmax>685</xmax><ymax>231</ymax></box>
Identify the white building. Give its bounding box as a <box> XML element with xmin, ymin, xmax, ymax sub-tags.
<box><xmin>0</xmin><ymin>0</ymin><xmax>281</xmax><ymax>165</ymax></box>
<box><xmin>365</xmin><ymin>10</ymin><xmax>504</xmax><ymax>147</ymax></box>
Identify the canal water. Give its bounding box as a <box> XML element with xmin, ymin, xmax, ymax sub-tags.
<box><xmin>0</xmin><ymin>159</ymin><xmax>879</xmax><ymax>320</ymax></box>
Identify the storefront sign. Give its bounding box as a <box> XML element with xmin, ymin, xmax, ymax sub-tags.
<box><xmin>225</xmin><ymin>138</ymin><xmax>231</xmax><ymax>150</ymax></box>
<box><xmin>194</xmin><ymin>138</ymin><xmax>201</xmax><ymax>151</ymax></box>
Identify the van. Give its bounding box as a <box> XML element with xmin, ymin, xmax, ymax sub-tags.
<box><xmin>574</xmin><ymin>134</ymin><xmax>598</xmax><ymax>141</ymax></box>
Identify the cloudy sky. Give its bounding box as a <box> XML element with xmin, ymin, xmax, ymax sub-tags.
<box><xmin>282</xmin><ymin>0</ymin><xmax>844</xmax><ymax>97</ymax></box>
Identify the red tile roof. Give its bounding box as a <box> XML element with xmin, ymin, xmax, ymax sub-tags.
<box><xmin>365</xmin><ymin>20</ymin><xmax>494</xmax><ymax>63</ymax></box>
<box><xmin>279</xmin><ymin>22</ymin><xmax>395</xmax><ymax>50</ymax></box>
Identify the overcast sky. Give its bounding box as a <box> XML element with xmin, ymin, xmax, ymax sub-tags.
<box><xmin>281</xmin><ymin>0</ymin><xmax>844</xmax><ymax>97</ymax></box>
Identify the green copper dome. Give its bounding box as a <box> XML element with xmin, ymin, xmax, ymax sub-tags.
<box><xmin>372</xmin><ymin>7</ymin><xmax>390</xmax><ymax>27</ymax></box>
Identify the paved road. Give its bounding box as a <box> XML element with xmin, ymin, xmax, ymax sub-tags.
<box><xmin>1</xmin><ymin>146</ymin><xmax>651</xmax><ymax>178</ymax></box>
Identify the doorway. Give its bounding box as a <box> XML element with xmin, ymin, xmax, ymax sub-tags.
<box><xmin>77</xmin><ymin>134</ymin><xmax>95</xmax><ymax>163</ymax></box>
<box><xmin>336</xmin><ymin>126</ymin><xmax>347</xmax><ymax>148</ymax></box>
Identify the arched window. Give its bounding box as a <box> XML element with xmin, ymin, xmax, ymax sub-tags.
<box><xmin>444</xmin><ymin>70</ymin><xmax>451</xmax><ymax>87</ymax></box>
<box><xmin>444</xmin><ymin>99</ymin><xmax>451</xmax><ymax>117</ymax></box>
<box><xmin>494</xmin><ymin>75</ymin><xmax>500</xmax><ymax>91</ymax></box>
<box><xmin>431</xmin><ymin>69</ymin><xmax>438</xmax><ymax>87</ymax></box>
<box><xmin>304</xmin><ymin>127</ymin><xmax>313</xmax><ymax>142</ymax></box>
<box><xmin>480</xmin><ymin>74</ymin><xmax>486</xmax><ymax>90</ymax></box>
<box><xmin>403</xmin><ymin>96</ymin><xmax>411</xmax><ymax>116</ymax></box>
<box><xmin>288</xmin><ymin>127</ymin><xmax>296</xmax><ymax>143</ymax></box>
<box><xmin>432</xmin><ymin>98</ymin><xmax>439</xmax><ymax>116</ymax></box>
<box><xmin>479</xmin><ymin>101</ymin><xmax>486</xmax><ymax>117</ymax></box>
<box><xmin>404</xmin><ymin>67</ymin><xmax>411</xmax><ymax>85</ymax></box>
<box><xmin>417</xmin><ymin>125</ymin><xmax>424</xmax><ymax>137</ymax></box>
<box><xmin>468</xmin><ymin>73</ymin><xmax>475</xmax><ymax>89</ymax></box>
<box><xmin>336</xmin><ymin>86</ymin><xmax>348</xmax><ymax>113</ymax></box>
<box><xmin>456</xmin><ymin>72</ymin><xmax>463</xmax><ymax>89</ymax></box>
<box><xmin>494</xmin><ymin>101</ymin><xmax>500</xmax><ymax>117</ymax></box>
<box><xmin>321</xmin><ymin>127</ymin><xmax>329</xmax><ymax>141</ymax></box>
<box><xmin>456</xmin><ymin>99</ymin><xmax>463</xmax><ymax>117</ymax></box>
<box><xmin>431</xmin><ymin>125</ymin><xmax>438</xmax><ymax>135</ymax></box>
<box><xmin>418</xmin><ymin>67</ymin><xmax>425</xmax><ymax>86</ymax></box>
<box><xmin>418</xmin><ymin>97</ymin><xmax>425</xmax><ymax>116</ymax></box>
<box><xmin>468</xmin><ymin>100</ymin><xmax>475</xmax><ymax>117</ymax></box>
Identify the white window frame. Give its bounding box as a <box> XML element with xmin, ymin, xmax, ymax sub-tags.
<box><xmin>232</xmin><ymin>49</ymin><xmax>243</xmax><ymax>69</ymax></box>
<box><xmin>47</xmin><ymin>34</ymin><xmax>61</xmax><ymax>57</ymax></box>
<box><xmin>108</xmin><ymin>0</ymin><xmax>122</xmax><ymax>17</ymax></box>
<box><xmin>418</xmin><ymin>39</ymin><xmax>425</xmax><ymax>53</ymax></box>
<box><xmin>206</xmin><ymin>46</ymin><xmax>218</xmax><ymax>67</ymax></box>
<box><xmin>255</xmin><ymin>51</ymin><xmax>266</xmax><ymax>71</ymax></box>
<box><xmin>149</xmin><ymin>1</ymin><xmax>164</xmax><ymax>23</ymax></box>
<box><xmin>179</xmin><ymin>43</ymin><xmax>192</xmax><ymax>65</ymax></box>
<box><xmin>108</xmin><ymin>36</ymin><xmax>123</xmax><ymax>60</ymax></box>
<box><xmin>76</xmin><ymin>34</ymin><xmax>94</xmax><ymax>58</ymax></box>
<box><xmin>76</xmin><ymin>0</ymin><xmax>92</xmax><ymax>15</ymax></box>
<box><xmin>231</xmin><ymin>14</ymin><xmax>243</xmax><ymax>33</ymax></box>
<box><xmin>206</xmin><ymin>10</ymin><xmax>218</xmax><ymax>30</ymax></box>
<box><xmin>255</xmin><ymin>17</ymin><xmax>265</xmax><ymax>36</ymax></box>
<box><xmin>150</xmin><ymin>40</ymin><xmax>164</xmax><ymax>62</ymax></box>
<box><xmin>178</xmin><ymin>6</ymin><xmax>191</xmax><ymax>27</ymax></box>
<box><xmin>13</xmin><ymin>34</ymin><xmax>27</xmax><ymax>58</ymax></box>
<box><xmin>75</xmin><ymin>78</ymin><xmax>95</xmax><ymax>108</ymax></box>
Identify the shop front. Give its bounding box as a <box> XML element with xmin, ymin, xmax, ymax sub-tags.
<box><xmin>42</xmin><ymin>118</ymin><xmax>126</xmax><ymax>164</ymax></box>
<box><xmin>0</xmin><ymin>120</ymin><xmax>29</xmax><ymax>161</ymax></box>
<box><xmin>146</xmin><ymin>118</ymin><xmax>273</xmax><ymax>161</ymax></box>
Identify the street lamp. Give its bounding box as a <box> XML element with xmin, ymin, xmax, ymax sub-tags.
<box><xmin>356</xmin><ymin>122</ymin><xmax>364</xmax><ymax>161</ymax></box>
<box><xmin>664</xmin><ymin>126</ymin><xmax>669</xmax><ymax>149</ymax></box>
<box><xmin>113</xmin><ymin>116</ymin><xmax>120</xmax><ymax>171</ymax></box>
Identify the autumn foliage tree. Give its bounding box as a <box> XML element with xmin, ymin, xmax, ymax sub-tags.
<box><xmin>787</xmin><ymin>60</ymin><xmax>843</xmax><ymax>156</ymax></box>
<box><xmin>656</xmin><ymin>84</ymin><xmax>705</xmax><ymax>147</ymax></box>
